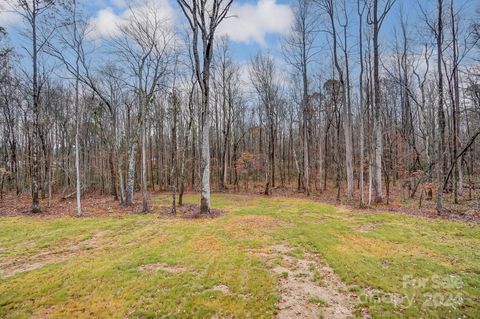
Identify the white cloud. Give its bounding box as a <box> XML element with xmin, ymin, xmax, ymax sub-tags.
<box><xmin>88</xmin><ymin>7</ymin><xmax>123</xmax><ymax>38</ymax></box>
<box><xmin>88</xmin><ymin>0</ymin><xmax>174</xmax><ymax>39</ymax></box>
<box><xmin>0</xmin><ymin>0</ymin><xmax>22</xmax><ymax>27</ymax></box>
<box><xmin>217</xmin><ymin>0</ymin><xmax>293</xmax><ymax>45</ymax></box>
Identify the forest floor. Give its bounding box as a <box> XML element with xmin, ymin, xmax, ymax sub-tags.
<box><xmin>0</xmin><ymin>193</ymin><xmax>479</xmax><ymax>318</ymax></box>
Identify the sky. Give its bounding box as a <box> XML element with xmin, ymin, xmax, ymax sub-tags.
<box><xmin>0</xmin><ymin>0</ymin><xmax>478</xmax><ymax>80</ymax></box>
<box><xmin>81</xmin><ymin>0</ymin><xmax>295</xmax><ymax>62</ymax></box>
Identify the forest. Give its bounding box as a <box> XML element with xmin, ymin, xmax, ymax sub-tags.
<box><xmin>0</xmin><ymin>0</ymin><xmax>479</xmax><ymax>318</ymax></box>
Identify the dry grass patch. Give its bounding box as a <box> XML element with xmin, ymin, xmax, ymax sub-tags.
<box><xmin>0</xmin><ymin>230</ymin><xmax>112</xmax><ymax>279</ymax></box>
<box><xmin>138</xmin><ymin>262</ymin><xmax>193</xmax><ymax>274</ymax></box>
<box><xmin>192</xmin><ymin>235</ymin><xmax>225</xmax><ymax>252</ymax></box>
<box><xmin>225</xmin><ymin>215</ymin><xmax>285</xmax><ymax>238</ymax></box>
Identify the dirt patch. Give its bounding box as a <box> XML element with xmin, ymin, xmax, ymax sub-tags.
<box><xmin>159</xmin><ymin>204</ymin><xmax>225</xmax><ymax>219</ymax></box>
<box><xmin>211</xmin><ymin>284</ymin><xmax>232</xmax><ymax>295</ymax></box>
<box><xmin>257</xmin><ymin>243</ymin><xmax>358</xmax><ymax>319</ymax></box>
<box><xmin>138</xmin><ymin>262</ymin><xmax>192</xmax><ymax>274</ymax></box>
<box><xmin>355</xmin><ymin>222</ymin><xmax>384</xmax><ymax>232</ymax></box>
<box><xmin>0</xmin><ymin>231</ymin><xmax>111</xmax><ymax>279</ymax></box>
<box><xmin>37</xmin><ymin>305</ymin><xmax>56</xmax><ymax>319</ymax></box>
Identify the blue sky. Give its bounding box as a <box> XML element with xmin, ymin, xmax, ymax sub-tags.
<box><xmin>1</xmin><ymin>0</ymin><xmax>478</xmax><ymax>73</ymax></box>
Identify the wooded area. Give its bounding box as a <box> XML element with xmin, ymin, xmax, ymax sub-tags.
<box><xmin>1</xmin><ymin>0</ymin><xmax>479</xmax><ymax>217</ymax></box>
<box><xmin>1</xmin><ymin>1</ymin><xmax>480</xmax><ymax>318</ymax></box>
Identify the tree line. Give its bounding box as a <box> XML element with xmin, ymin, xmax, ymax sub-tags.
<box><xmin>0</xmin><ymin>0</ymin><xmax>479</xmax><ymax>216</ymax></box>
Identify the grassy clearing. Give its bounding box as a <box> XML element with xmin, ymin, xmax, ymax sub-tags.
<box><xmin>0</xmin><ymin>194</ymin><xmax>478</xmax><ymax>318</ymax></box>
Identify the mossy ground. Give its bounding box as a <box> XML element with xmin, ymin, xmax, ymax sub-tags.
<box><xmin>0</xmin><ymin>194</ymin><xmax>478</xmax><ymax>318</ymax></box>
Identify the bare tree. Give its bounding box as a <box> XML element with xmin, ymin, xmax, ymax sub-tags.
<box><xmin>367</xmin><ymin>0</ymin><xmax>396</xmax><ymax>203</ymax></box>
<box><xmin>177</xmin><ymin>0</ymin><xmax>233</xmax><ymax>214</ymax></box>
<box><xmin>358</xmin><ymin>0</ymin><xmax>367</xmax><ymax>206</ymax></box>
<box><xmin>250</xmin><ymin>52</ymin><xmax>280</xmax><ymax>195</ymax></box>
<box><xmin>283</xmin><ymin>0</ymin><xmax>317</xmax><ymax>196</ymax></box>
<box><xmin>14</xmin><ymin>0</ymin><xmax>56</xmax><ymax>213</ymax></box>
<box><xmin>421</xmin><ymin>0</ymin><xmax>446</xmax><ymax>211</ymax></box>
<box><xmin>322</xmin><ymin>0</ymin><xmax>354</xmax><ymax>199</ymax></box>
<box><xmin>113</xmin><ymin>1</ymin><xmax>173</xmax><ymax>211</ymax></box>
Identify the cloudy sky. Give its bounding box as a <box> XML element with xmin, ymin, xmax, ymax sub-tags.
<box><xmin>1</xmin><ymin>0</ymin><xmax>478</xmax><ymax>75</ymax></box>
<box><xmin>0</xmin><ymin>0</ymin><xmax>293</xmax><ymax>59</ymax></box>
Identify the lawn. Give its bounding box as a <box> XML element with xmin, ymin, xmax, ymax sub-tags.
<box><xmin>0</xmin><ymin>194</ymin><xmax>478</xmax><ymax>318</ymax></box>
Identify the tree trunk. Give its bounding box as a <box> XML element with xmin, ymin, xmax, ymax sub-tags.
<box><xmin>436</xmin><ymin>0</ymin><xmax>445</xmax><ymax>212</ymax></box>
<box><xmin>141</xmin><ymin>122</ymin><xmax>149</xmax><ymax>213</ymax></box>
<box><xmin>31</xmin><ymin>4</ymin><xmax>40</xmax><ymax>213</ymax></box>
<box><xmin>125</xmin><ymin>142</ymin><xmax>137</xmax><ymax>205</ymax></box>
<box><xmin>373</xmin><ymin>0</ymin><xmax>383</xmax><ymax>203</ymax></box>
<box><xmin>358</xmin><ymin>0</ymin><xmax>365</xmax><ymax>206</ymax></box>
<box><xmin>200</xmin><ymin>111</ymin><xmax>211</xmax><ymax>213</ymax></box>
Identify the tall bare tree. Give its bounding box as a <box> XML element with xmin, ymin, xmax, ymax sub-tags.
<box><xmin>114</xmin><ymin>2</ymin><xmax>173</xmax><ymax>212</ymax></box>
<box><xmin>358</xmin><ymin>0</ymin><xmax>367</xmax><ymax>206</ymax></box>
<box><xmin>250</xmin><ymin>52</ymin><xmax>280</xmax><ymax>195</ymax></box>
<box><xmin>368</xmin><ymin>0</ymin><xmax>396</xmax><ymax>203</ymax></box>
<box><xmin>322</xmin><ymin>0</ymin><xmax>354</xmax><ymax>199</ymax></box>
<box><xmin>177</xmin><ymin>0</ymin><xmax>233</xmax><ymax>214</ymax></box>
<box><xmin>15</xmin><ymin>0</ymin><xmax>56</xmax><ymax>213</ymax></box>
<box><xmin>283</xmin><ymin>0</ymin><xmax>317</xmax><ymax>195</ymax></box>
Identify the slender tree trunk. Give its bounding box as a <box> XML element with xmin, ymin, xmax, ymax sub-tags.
<box><xmin>31</xmin><ymin>3</ymin><xmax>40</xmax><ymax>213</ymax></box>
<box><xmin>74</xmin><ymin>1</ymin><xmax>82</xmax><ymax>216</ymax></box>
<box><xmin>117</xmin><ymin>150</ymin><xmax>125</xmax><ymax>205</ymax></box>
<box><xmin>109</xmin><ymin>149</ymin><xmax>117</xmax><ymax>200</ymax></box>
<box><xmin>373</xmin><ymin>0</ymin><xmax>383</xmax><ymax>203</ymax></box>
<box><xmin>141</xmin><ymin>121</ymin><xmax>149</xmax><ymax>213</ymax></box>
<box><xmin>343</xmin><ymin>24</ymin><xmax>354</xmax><ymax>200</ymax></box>
<box><xmin>328</xmin><ymin>3</ymin><xmax>353</xmax><ymax>199</ymax></box>
<box><xmin>302</xmin><ymin>57</ymin><xmax>310</xmax><ymax>196</ymax></box>
<box><xmin>358</xmin><ymin>1</ymin><xmax>365</xmax><ymax>206</ymax></box>
<box><xmin>74</xmin><ymin>65</ymin><xmax>81</xmax><ymax>216</ymax></box>
<box><xmin>436</xmin><ymin>0</ymin><xmax>445</xmax><ymax>212</ymax></box>
<box><xmin>451</xmin><ymin>0</ymin><xmax>461</xmax><ymax>202</ymax></box>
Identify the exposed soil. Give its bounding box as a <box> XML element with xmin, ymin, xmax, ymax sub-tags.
<box><xmin>138</xmin><ymin>262</ymin><xmax>193</xmax><ymax>274</ymax></box>
<box><xmin>211</xmin><ymin>284</ymin><xmax>232</xmax><ymax>295</ymax></box>
<box><xmin>159</xmin><ymin>203</ymin><xmax>224</xmax><ymax>219</ymax></box>
<box><xmin>255</xmin><ymin>243</ymin><xmax>358</xmax><ymax>319</ymax></box>
<box><xmin>355</xmin><ymin>222</ymin><xmax>384</xmax><ymax>232</ymax></box>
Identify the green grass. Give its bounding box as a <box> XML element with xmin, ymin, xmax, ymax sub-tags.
<box><xmin>0</xmin><ymin>194</ymin><xmax>478</xmax><ymax>318</ymax></box>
